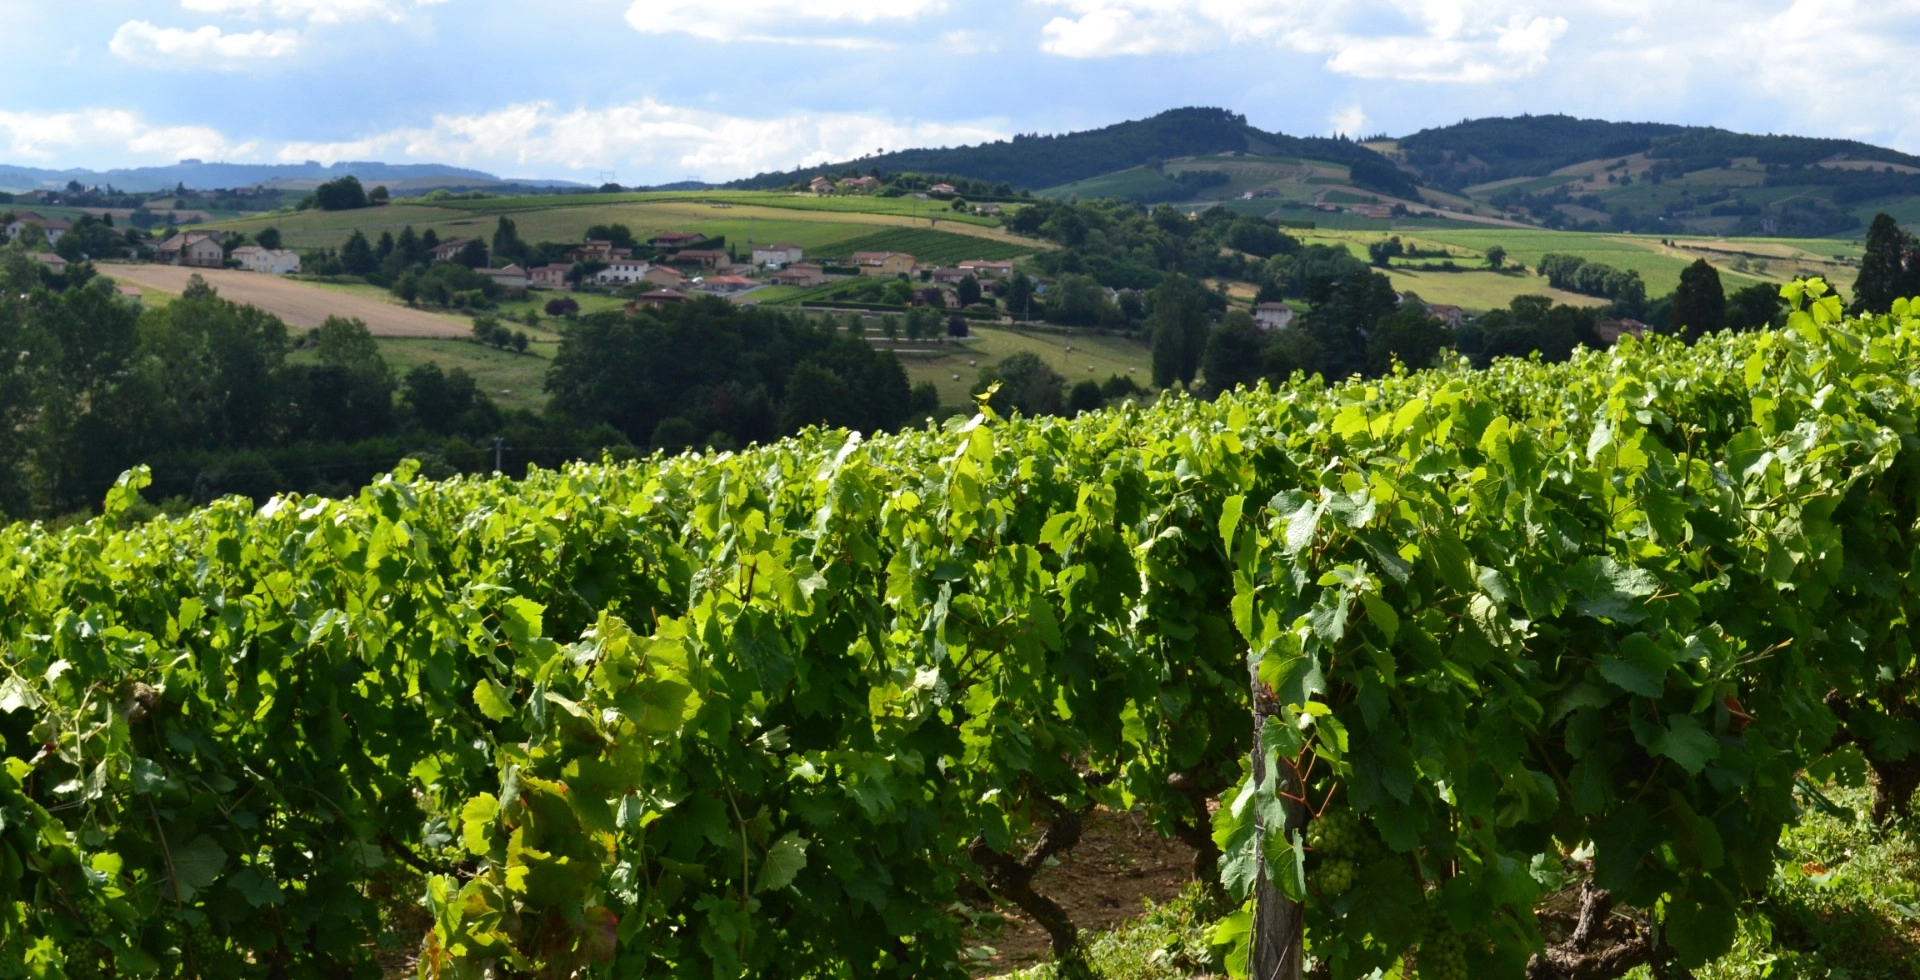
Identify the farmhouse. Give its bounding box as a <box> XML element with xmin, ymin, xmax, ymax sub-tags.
<box><xmin>698</xmin><ymin>275</ymin><xmax>758</xmax><ymax>295</ymax></box>
<box><xmin>3</xmin><ymin>212</ymin><xmax>71</xmax><ymax>246</ymax></box>
<box><xmin>595</xmin><ymin>259</ymin><xmax>653</xmax><ymax>286</ymax></box>
<box><xmin>1597</xmin><ymin>318</ymin><xmax>1650</xmax><ymax>346</ymax></box>
<box><xmin>851</xmin><ymin>251</ymin><xmax>916</xmax><ymax>276</ymax></box>
<box><xmin>531</xmin><ymin>263</ymin><xmax>572</xmax><ymax>290</ymax></box>
<box><xmin>1253</xmin><ymin>301</ymin><xmax>1295</xmax><ymax>331</ymax></box>
<box><xmin>155</xmin><ymin>231</ymin><xmax>225</xmax><ymax>269</ymax></box>
<box><xmin>1424</xmin><ymin>304</ymin><xmax>1466</xmax><ymax>328</ymax></box>
<box><xmin>808</xmin><ymin>177</ymin><xmax>836</xmax><ymax>195</ymax></box>
<box><xmin>230</xmin><ymin>246</ymin><xmax>302</xmax><ymax>275</ymax></box>
<box><xmin>958</xmin><ymin>259</ymin><xmax>1013</xmax><ymax>279</ymax></box>
<box><xmin>37</xmin><ymin>253</ymin><xmax>67</xmax><ymax>274</ymax></box>
<box><xmin>650</xmin><ymin>231</ymin><xmax>703</xmax><ymax>250</ymax></box>
<box><xmin>770</xmin><ymin>262</ymin><xmax>827</xmax><ymax>287</ymax></box>
<box><xmin>570</xmin><ymin>240</ymin><xmax>620</xmax><ymax>263</ymax></box>
<box><xmin>673</xmin><ymin>249</ymin><xmax>732</xmax><ymax>271</ymax></box>
<box><xmin>643</xmin><ymin>266</ymin><xmax>687</xmax><ymax>289</ymax></box>
<box><xmin>627</xmin><ymin>289</ymin><xmax>688</xmax><ymax>311</ymax></box>
<box><xmin>929</xmin><ymin>267</ymin><xmax>973</xmax><ymax>285</ymax></box>
<box><xmin>428</xmin><ymin>238</ymin><xmax>477</xmax><ymax>264</ymax></box>
<box><xmin>480</xmin><ymin>264</ymin><xmax>530</xmax><ymax>291</ymax></box>
<box><xmin>752</xmin><ymin>243</ymin><xmax>804</xmax><ymax>268</ymax></box>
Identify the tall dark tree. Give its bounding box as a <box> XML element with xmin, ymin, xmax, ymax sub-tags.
<box><xmin>1148</xmin><ymin>273</ymin><xmax>1208</xmax><ymax>388</ymax></box>
<box><xmin>340</xmin><ymin>231</ymin><xmax>377</xmax><ymax>276</ymax></box>
<box><xmin>376</xmin><ymin>231</ymin><xmax>395</xmax><ymax>259</ymax></box>
<box><xmin>1726</xmin><ymin>282</ymin><xmax>1787</xmax><ymax>332</ymax></box>
<box><xmin>973</xmin><ymin>351</ymin><xmax>1067</xmax><ymax>417</ymax></box>
<box><xmin>492</xmin><ymin>217</ymin><xmax>524</xmax><ymax>265</ymax></box>
<box><xmin>456</xmin><ymin>239</ymin><xmax>490</xmax><ymax>270</ymax></box>
<box><xmin>1366</xmin><ymin>303</ymin><xmax>1449</xmax><ymax>376</ymax></box>
<box><xmin>1852</xmin><ymin>213</ymin><xmax>1918</xmax><ymax>315</ymax></box>
<box><xmin>254</xmin><ymin>227</ymin><xmax>282</xmax><ymax>251</ymax></box>
<box><xmin>955</xmin><ymin>275</ymin><xmax>982</xmax><ymax>307</ymax></box>
<box><xmin>1202</xmin><ymin>311</ymin><xmax>1268</xmax><ymax>393</ymax></box>
<box><xmin>312</xmin><ymin>176</ymin><xmax>368</xmax><ymax>211</ymax></box>
<box><xmin>1672</xmin><ymin>259</ymin><xmax>1726</xmax><ymax>341</ymax></box>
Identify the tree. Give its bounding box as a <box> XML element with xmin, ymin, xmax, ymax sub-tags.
<box><xmin>881</xmin><ymin>314</ymin><xmax>900</xmax><ymax>341</ymax></box>
<box><xmin>492</xmin><ymin>217</ymin><xmax>524</xmax><ymax>265</ymax></box>
<box><xmin>255</xmin><ymin>227</ymin><xmax>282</xmax><ymax>251</ymax></box>
<box><xmin>368</xmin><ymin>185</ymin><xmax>390</xmax><ymax>205</ymax></box>
<box><xmin>376</xmin><ymin>231</ymin><xmax>395</xmax><ymax>259</ymax></box>
<box><xmin>780</xmin><ymin>361</ymin><xmax>858</xmax><ymax>432</ymax></box>
<box><xmin>457</xmin><ymin>239</ymin><xmax>490</xmax><ymax>270</ymax></box>
<box><xmin>1485</xmin><ymin>245</ymin><xmax>1507</xmax><ymax>270</ymax></box>
<box><xmin>1366</xmin><ymin>237</ymin><xmax>1404</xmax><ymax>268</ymax></box>
<box><xmin>956</xmin><ymin>275</ymin><xmax>983</xmax><ymax>307</ymax></box>
<box><xmin>312</xmin><ymin>176</ymin><xmax>369</xmax><ymax>211</ymax></box>
<box><xmin>973</xmin><ymin>351</ymin><xmax>1066</xmax><ymax>417</ymax></box>
<box><xmin>1149</xmin><ymin>273</ymin><xmax>1209</xmax><ymax>388</ymax></box>
<box><xmin>1202</xmin><ymin>311</ymin><xmax>1268</xmax><ymax>394</ymax></box>
<box><xmin>1726</xmin><ymin>282</ymin><xmax>1786</xmax><ymax>332</ymax></box>
<box><xmin>1008</xmin><ymin>273</ymin><xmax>1036</xmax><ymax>321</ymax></box>
<box><xmin>1672</xmin><ymin>259</ymin><xmax>1726</xmax><ymax>341</ymax></box>
<box><xmin>1067</xmin><ymin>380</ymin><xmax>1104</xmax><ymax>415</ymax></box>
<box><xmin>1852</xmin><ymin>213</ymin><xmax>1917</xmax><ymax>315</ymax></box>
<box><xmin>1366</xmin><ymin>303</ymin><xmax>1449</xmax><ymax>376</ymax></box>
<box><xmin>340</xmin><ymin>231</ymin><xmax>377</xmax><ymax>276</ymax></box>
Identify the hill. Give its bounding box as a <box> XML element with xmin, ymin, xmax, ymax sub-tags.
<box><xmin>0</xmin><ymin>159</ymin><xmax>584</xmax><ymax>194</ymax></box>
<box><xmin>726</xmin><ymin>107</ymin><xmax>1419</xmax><ymax>198</ymax></box>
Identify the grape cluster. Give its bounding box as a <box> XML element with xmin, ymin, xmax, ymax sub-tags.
<box><xmin>79</xmin><ymin>901</ymin><xmax>113</xmax><ymax>936</ymax></box>
<box><xmin>61</xmin><ymin>941</ymin><xmax>105</xmax><ymax>980</ymax></box>
<box><xmin>1306</xmin><ymin>809</ymin><xmax>1367</xmax><ymax>897</ymax></box>
<box><xmin>1415</xmin><ymin>929</ymin><xmax>1468</xmax><ymax>980</ymax></box>
<box><xmin>185</xmin><ymin>927</ymin><xmax>223</xmax><ymax>966</ymax></box>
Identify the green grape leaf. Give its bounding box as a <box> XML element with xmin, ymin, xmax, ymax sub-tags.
<box><xmin>1650</xmin><ymin>715</ymin><xmax>1720</xmax><ymax>775</ymax></box>
<box><xmin>473</xmin><ymin>679</ymin><xmax>515</xmax><ymax>722</ymax></box>
<box><xmin>1598</xmin><ymin>634</ymin><xmax>1672</xmax><ymax>698</ymax></box>
<box><xmin>170</xmin><ymin>836</ymin><xmax>227</xmax><ymax>903</ymax></box>
<box><xmin>462</xmin><ymin>794</ymin><xmax>500</xmax><ymax>855</ymax></box>
<box><xmin>754</xmin><ymin>832</ymin><xmax>809</xmax><ymax>894</ymax></box>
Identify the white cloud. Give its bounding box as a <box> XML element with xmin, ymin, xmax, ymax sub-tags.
<box><xmin>109</xmin><ymin>21</ymin><xmax>302</xmax><ymax>66</ymax></box>
<box><xmin>274</xmin><ymin>100</ymin><xmax>1008</xmax><ymax>181</ymax></box>
<box><xmin>177</xmin><ymin>0</ymin><xmax>425</xmax><ymax>23</ymax></box>
<box><xmin>1328</xmin><ymin>105</ymin><xmax>1367</xmax><ymax>138</ymax></box>
<box><xmin>1035</xmin><ymin>0</ymin><xmax>1567</xmax><ymax>82</ymax></box>
<box><xmin>0</xmin><ymin>108</ymin><xmax>255</xmax><ymax>164</ymax></box>
<box><xmin>626</xmin><ymin>0</ymin><xmax>947</xmax><ymax>46</ymax></box>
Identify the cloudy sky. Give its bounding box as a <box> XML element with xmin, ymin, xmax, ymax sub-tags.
<box><xmin>2</xmin><ymin>0</ymin><xmax>1917</xmax><ymax>183</ymax></box>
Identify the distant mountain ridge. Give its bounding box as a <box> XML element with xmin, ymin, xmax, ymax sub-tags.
<box><xmin>725</xmin><ymin>107</ymin><xmax>1418</xmax><ymax>198</ymax></box>
<box><xmin>0</xmin><ymin>159</ymin><xmax>585</xmax><ymax>194</ymax></box>
<box><xmin>1393</xmin><ymin>114</ymin><xmax>1920</xmax><ymax>190</ymax></box>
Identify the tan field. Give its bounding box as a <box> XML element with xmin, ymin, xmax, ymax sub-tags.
<box><xmin>100</xmin><ymin>264</ymin><xmax>471</xmax><ymax>338</ymax></box>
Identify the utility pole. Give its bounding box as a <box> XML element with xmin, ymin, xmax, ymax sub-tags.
<box><xmin>492</xmin><ymin>436</ymin><xmax>506</xmax><ymax>475</ymax></box>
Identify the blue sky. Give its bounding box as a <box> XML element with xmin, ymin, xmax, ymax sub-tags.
<box><xmin>2</xmin><ymin>0</ymin><xmax>1917</xmax><ymax>183</ymax></box>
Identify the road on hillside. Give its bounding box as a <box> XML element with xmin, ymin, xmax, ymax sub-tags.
<box><xmin>101</xmin><ymin>265</ymin><xmax>471</xmax><ymax>339</ymax></box>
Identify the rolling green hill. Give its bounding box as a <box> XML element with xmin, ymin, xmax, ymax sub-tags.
<box><xmin>726</xmin><ymin>107</ymin><xmax>1419</xmax><ymax>198</ymax></box>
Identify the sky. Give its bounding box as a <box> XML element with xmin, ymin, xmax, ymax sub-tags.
<box><xmin>3</xmin><ymin>0</ymin><xmax>1919</xmax><ymax>184</ymax></box>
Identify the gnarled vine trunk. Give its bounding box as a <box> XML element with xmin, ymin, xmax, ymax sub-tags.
<box><xmin>1249</xmin><ymin>671</ymin><xmax>1305</xmax><ymax>980</ymax></box>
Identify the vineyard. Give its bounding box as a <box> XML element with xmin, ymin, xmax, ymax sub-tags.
<box><xmin>3</xmin><ymin>279</ymin><xmax>1920</xmax><ymax>979</ymax></box>
<box><xmin>826</xmin><ymin>227</ymin><xmax>1035</xmax><ymax>265</ymax></box>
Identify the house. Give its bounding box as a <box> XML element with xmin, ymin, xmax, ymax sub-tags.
<box><xmin>973</xmin><ymin>203</ymin><xmax>1003</xmax><ymax>216</ymax></box>
<box><xmin>428</xmin><ymin>238</ymin><xmax>477</xmax><ymax>264</ymax></box>
<box><xmin>36</xmin><ymin>253</ymin><xmax>67</xmax><ymax>274</ymax></box>
<box><xmin>1424</xmin><ymin>304</ymin><xmax>1466</xmax><ymax>328</ymax></box>
<box><xmin>570</xmin><ymin>240</ymin><xmax>617</xmax><ymax>263</ymax></box>
<box><xmin>594</xmin><ymin>259</ymin><xmax>653</xmax><ymax>286</ymax></box>
<box><xmin>752</xmin><ymin>243</ymin><xmax>804</xmax><ymax>268</ymax></box>
<box><xmin>231</xmin><ymin>246</ymin><xmax>302</xmax><ymax>274</ymax></box>
<box><xmin>672</xmin><ymin>249</ymin><xmax>732</xmax><ymax>271</ymax></box>
<box><xmin>155</xmin><ymin>231</ymin><xmax>225</xmax><ymax>269</ymax></box>
<box><xmin>4</xmin><ymin>212</ymin><xmax>71</xmax><ymax>246</ymax></box>
<box><xmin>958</xmin><ymin>260</ymin><xmax>1013</xmax><ymax>279</ymax></box>
<box><xmin>1253</xmin><ymin>301</ymin><xmax>1295</xmax><ymax>331</ymax></box>
<box><xmin>808</xmin><ymin>177</ymin><xmax>836</xmax><ymax>195</ymax></box>
<box><xmin>1597</xmin><ymin>318</ymin><xmax>1651</xmax><ymax>346</ymax></box>
<box><xmin>930</xmin><ymin>267</ymin><xmax>970</xmax><ymax>285</ymax></box>
<box><xmin>851</xmin><ymin>251</ymin><xmax>916</xmax><ymax>276</ymax></box>
<box><xmin>531</xmin><ymin>263</ymin><xmax>573</xmax><ymax>290</ymax></box>
<box><xmin>1351</xmin><ymin>204</ymin><xmax>1395</xmax><ymax>220</ymax></box>
<box><xmin>116</xmin><ymin>285</ymin><xmax>142</xmax><ymax>300</ymax></box>
<box><xmin>698</xmin><ymin>275</ymin><xmax>758</xmax><ymax>295</ymax></box>
<box><xmin>627</xmin><ymin>289</ymin><xmax>688</xmax><ymax>311</ymax></box>
<box><xmin>841</xmin><ymin>176</ymin><xmax>881</xmax><ymax>193</ymax></box>
<box><xmin>480</xmin><ymin>264</ymin><xmax>530</xmax><ymax>291</ymax></box>
<box><xmin>770</xmin><ymin>262</ymin><xmax>827</xmax><ymax>287</ymax></box>
<box><xmin>643</xmin><ymin>266</ymin><xmax>687</xmax><ymax>289</ymax></box>
<box><xmin>928</xmin><ymin>183</ymin><xmax>958</xmax><ymax>197</ymax></box>
<box><xmin>650</xmin><ymin>231</ymin><xmax>703</xmax><ymax>250</ymax></box>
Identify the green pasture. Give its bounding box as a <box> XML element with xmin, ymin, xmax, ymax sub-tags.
<box><xmin>888</xmin><ymin>325</ymin><xmax>1154</xmax><ymax>407</ymax></box>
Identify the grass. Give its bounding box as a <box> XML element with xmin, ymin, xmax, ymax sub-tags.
<box><xmin>430</xmin><ymin>189</ymin><xmax>1013</xmax><ymax>226</ymax></box>
<box><xmin>829</xmin><ymin>228</ymin><xmax>1034</xmax><ymax>265</ymax></box>
<box><xmin>374</xmin><ymin>337</ymin><xmax>558</xmax><ymax>415</ymax></box>
<box><xmin>891</xmin><ymin>325</ymin><xmax>1154</xmax><ymax>407</ymax></box>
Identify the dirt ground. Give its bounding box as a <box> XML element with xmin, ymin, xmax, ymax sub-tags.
<box><xmin>971</xmin><ymin>809</ymin><xmax>1200</xmax><ymax>976</ymax></box>
<box><xmin>100</xmin><ymin>264</ymin><xmax>471</xmax><ymax>338</ymax></box>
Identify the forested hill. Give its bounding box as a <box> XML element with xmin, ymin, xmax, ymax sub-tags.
<box><xmin>1395</xmin><ymin>114</ymin><xmax>1920</xmax><ymax>190</ymax></box>
<box><xmin>726</xmin><ymin>107</ymin><xmax>1414</xmax><ymax>195</ymax></box>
